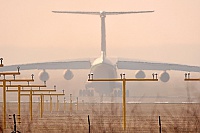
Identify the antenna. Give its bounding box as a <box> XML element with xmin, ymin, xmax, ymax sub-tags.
<box><xmin>52</xmin><ymin>10</ymin><xmax>154</xmax><ymax>57</ymax></box>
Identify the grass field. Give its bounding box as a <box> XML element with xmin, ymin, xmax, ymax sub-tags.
<box><xmin>0</xmin><ymin>101</ymin><xmax>200</xmax><ymax>133</ymax></box>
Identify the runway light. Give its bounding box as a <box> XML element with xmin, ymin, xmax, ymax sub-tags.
<box><xmin>17</xmin><ymin>66</ymin><xmax>20</xmax><ymax>73</ymax></box>
<box><xmin>152</xmin><ymin>73</ymin><xmax>155</xmax><ymax>79</ymax></box>
<box><xmin>185</xmin><ymin>73</ymin><xmax>187</xmax><ymax>79</ymax></box>
<box><xmin>88</xmin><ymin>73</ymin><xmax>94</xmax><ymax>80</ymax></box>
<box><xmin>188</xmin><ymin>72</ymin><xmax>190</xmax><ymax>79</ymax></box>
<box><xmin>120</xmin><ymin>73</ymin><xmax>122</xmax><ymax>79</ymax></box>
<box><xmin>31</xmin><ymin>74</ymin><xmax>34</xmax><ymax>80</ymax></box>
<box><xmin>91</xmin><ymin>73</ymin><xmax>94</xmax><ymax>79</ymax></box>
<box><xmin>184</xmin><ymin>72</ymin><xmax>191</xmax><ymax>79</ymax></box>
<box><xmin>0</xmin><ymin>58</ymin><xmax>3</xmax><ymax>65</ymax></box>
<box><xmin>155</xmin><ymin>73</ymin><xmax>158</xmax><ymax>79</ymax></box>
<box><xmin>152</xmin><ymin>73</ymin><xmax>158</xmax><ymax>79</ymax></box>
<box><xmin>88</xmin><ymin>74</ymin><xmax>90</xmax><ymax>79</ymax></box>
<box><xmin>122</xmin><ymin>73</ymin><xmax>125</xmax><ymax>79</ymax></box>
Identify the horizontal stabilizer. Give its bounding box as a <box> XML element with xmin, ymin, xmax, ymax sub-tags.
<box><xmin>52</xmin><ymin>11</ymin><xmax>154</xmax><ymax>15</ymax></box>
<box><xmin>52</xmin><ymin>11</ymin><xmax>100</xmax><ymax>15</ymax></box>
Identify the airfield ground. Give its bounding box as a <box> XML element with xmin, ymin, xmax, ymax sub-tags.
<box><xmin>0</xmin><ymin>102</ymin><xmax>200</xmax><ymax>133</ymax></box>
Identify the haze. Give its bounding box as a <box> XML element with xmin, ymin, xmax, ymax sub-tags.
<box><xmin>0</xmin><ymin>0</ymin><xmax>200</xmax><ymax>102</ymax></box>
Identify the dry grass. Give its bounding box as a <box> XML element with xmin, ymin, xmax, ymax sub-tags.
<box><xmin>0</xmin><ymin>99</ymin><xmax>200</xmax><ymax>133</ymax></box>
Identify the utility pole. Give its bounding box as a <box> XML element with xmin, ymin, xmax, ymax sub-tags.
<box><xmin>88</xmin><ymin>73</ymin><xmax>158</xmax><ymax>130</ymax></box>
<box><xmin>64</xmin><ymin>97</ymin><xmax>66</xmax><ymax>112</ymax></box>
<box><xmin>21</xmin><ymin>93</ymin><xmax>65</xmax><ymax>118</ymax></box>
<box><xmin>5</xmin><ymin>84</ymin><xmax>46</xmax><ymax>120</ymax></box>
<box><xmin>0</xmin><ymin>68</ymin><xmax>26</xmax><ymax>129</ymax></box>
<box><xmin>0</xmin><ymin>63</ymin><xmax>46</xmax><ymax>128</ymax></box>
<box><xmin>9</xmin><ymin>114</ymin><xmax>21</xmax><ymax>133</ymax></box>
<box><xmin>7</xmin><ymin>89</ymin><xmax>56</xmax><ymax>120</ymax></box>
<box><xmin>70</xmin><ymin>94</ymin><xmax>72</xmax><ymax>113</ymax></box>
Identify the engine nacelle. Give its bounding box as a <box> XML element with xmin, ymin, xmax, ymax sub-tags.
<box><xmin>135</xmin><ymin>70</ymin><xmax>146</xmax><ymax>78</ymax></box>
<box><xmin>159</xmin><ymin>71</ymin><xmax>170</xmax><ymax>82</ymax></box>
<box><xmin>39</xmin><ymin>70</ymin><xmax>49</xmax><ymax>81</ymax></box>
<box><xmin>63</xmin><ymin>69</ymin><xmax>74</xmax><ymax>80</ymax></box>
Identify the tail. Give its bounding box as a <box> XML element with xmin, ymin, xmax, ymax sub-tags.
<box><xmin>52</xmin><ymin>11</ymin><xmax>154</xmax><ymax>58</ymax></box>
<box><xmin>52</xmin><ymin>11</ymin><xmax>154</xmax><ymax>15</ymax></box>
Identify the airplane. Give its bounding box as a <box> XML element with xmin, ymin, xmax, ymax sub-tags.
<box><xmin>1</xmin><ymin>11</ymin><xmax>200</xmax><ymax>97</ymax></box>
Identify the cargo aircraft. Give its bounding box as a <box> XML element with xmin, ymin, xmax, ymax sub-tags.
<box><xmin>1</xmin><ymin>11</ymin><xmax>199</xmax><ymax>96</ymax></box>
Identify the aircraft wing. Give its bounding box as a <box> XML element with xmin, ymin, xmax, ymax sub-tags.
<box><xmin>0</xmin><ymin>59</ymin><xmax>91</xmax><ymax>71</ymax></box>
<box><xmin>116</xmin><ymin>59</ymin><xmax>200</xmax><ymax>72</ymax></box>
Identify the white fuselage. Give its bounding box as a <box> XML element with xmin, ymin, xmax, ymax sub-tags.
<box><xmin>85</xmin><ymin>12</ymin><xmax>119</xmax><ymax>94</ymax></box>
<box><xmin>87</xmin><ymin>52</ymin><xmax>119</xmax><ymax>94</ymax></box>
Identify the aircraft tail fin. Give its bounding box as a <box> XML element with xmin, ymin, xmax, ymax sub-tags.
<box><xmin>52</xmin><ymin>10</ymin><xmax>154</xmax><ymax>58</ymax></box>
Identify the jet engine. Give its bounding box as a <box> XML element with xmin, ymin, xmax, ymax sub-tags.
<box><xmin>135</xmin><ymin>70</ymin><xmax>146</xmax><ymax>78</ymax></box>
<box><xmin>63</xmin><ymin>69</ymin><xmax>74</xmax><ymax>80</ymax></box>
<box><xmin>39</xmin><ymin>70</ymin><xmax>49</xmax><ymax>81</ymax></box>
<box><xmin>159</xmin><ymin>71</ymin><xmax>170</xmax><ymax>82</ymax></box>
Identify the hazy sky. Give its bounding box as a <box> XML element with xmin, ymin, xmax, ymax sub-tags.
<box><xmin>0</xmin><ymin>0</ymin><xmax>200</xmax><ymax>101</ymax></box>
<box><xmin>0</xmin><ymin>0</ymin><xmax>200</xmax><ymax>66</ymax></box>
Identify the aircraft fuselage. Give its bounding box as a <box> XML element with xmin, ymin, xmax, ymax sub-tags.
<box><xmin>86</xmin><ymin>55</ymin><xmax>119</xmax><ymax>94</ymax></box>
